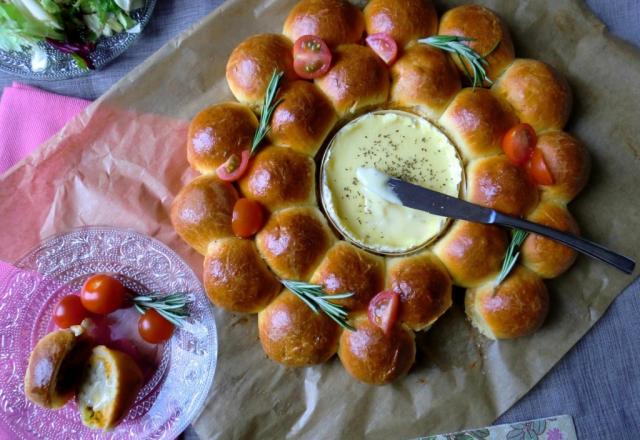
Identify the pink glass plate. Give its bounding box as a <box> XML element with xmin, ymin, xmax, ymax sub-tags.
<box><xmin>0</xmin><ymin>227</ymin><xmax>217</xmax><ymax>440</ymax></box>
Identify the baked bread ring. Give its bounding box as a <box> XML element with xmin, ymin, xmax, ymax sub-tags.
<box><xmin>172</xmin><ymin>1</ymin><xmax>591</xmax><ymax>384</ymax></box>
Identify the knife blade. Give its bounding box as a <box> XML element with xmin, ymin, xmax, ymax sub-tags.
<box><xmin>356</xmin><ymin>167</ymin><xmax>635</xmax><ymax>274</ymax></box>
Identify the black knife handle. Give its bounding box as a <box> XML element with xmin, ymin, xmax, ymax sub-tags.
<box><xmin>494</xmin><ymin>213</ymin><xmax>636</xmax><ymax>274</ymax></box>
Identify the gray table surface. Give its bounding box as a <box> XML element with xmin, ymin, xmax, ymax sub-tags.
<box><xmin>1</xmin><ymin>1</ymin><xmax>638</xmax><ymax>439</ymax></box>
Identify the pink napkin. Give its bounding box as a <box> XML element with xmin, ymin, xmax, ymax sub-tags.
<box><xmin>0</xmin><ymin>82</ymin><xmax>90</xmax><ymax>173</ymax></box>
<box><xmin>0</xmin><ymin>82</ymin><xmax>90</xmax><ymax>282</ymax></box>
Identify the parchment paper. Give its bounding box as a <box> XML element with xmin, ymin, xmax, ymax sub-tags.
<box><xmin>0</xmin><ymin>0</ymin><xmax>639</xmax><ymax>438</ymax></box>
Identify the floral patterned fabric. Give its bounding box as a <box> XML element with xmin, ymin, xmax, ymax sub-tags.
<box><xmin>419</xmin><ymin>415</ymin><xmax>577</xmax><ymax>440</ymax></box>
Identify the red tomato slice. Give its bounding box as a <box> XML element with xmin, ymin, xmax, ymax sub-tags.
<box><xmin>528</xmin><ymin>148</ymin><xmax>555</xmax><ymax>185</ymax></box>
<box><xmin>367</xmin><ymin>290</ymin><xmax>400</xmax><ymax>334</ymax></box>
<box><xmin>293</xmin><ymin>35</ymin><xmax>332</xmax><ymax>79</ymax></box>
<box><xmin>216</xmin><ymin>150</ymin><xmax>250</xmax><ymax>182</ymax></box>
<box><xmin>365</xmin><ymin>33</ymin><xmax>398</xmax><ymax>65</ymax></box>
<box><xmin>232</xmin><ymin>198</ymin><xmax>264</xmax><ymax>238</ymax></box>
<box><xmin>502</xmin><ymin>123</ymin><xmax>537</xmax><ymax>166</ymax></box>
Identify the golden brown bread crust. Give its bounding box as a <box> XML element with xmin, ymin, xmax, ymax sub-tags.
<box><xmin>314</xmin><ymin>44</ymin><xmax>390</xmax><ymax>117</ymax></box>
<box><xmin>203</xmin><ymin>237</ymin><xmax>281</xmax><ymax>313</ymax></box>
<box><xmin>25</xmin><ymin>329</ymin><xmax>82</xmax><ymax>409</ymax></box>
<box><xmin>256</xmin><ymin>207</ymin><xmax>336</xmax><ymax>280</ymax></box>
<box><xmin>439</xmin><ymin>88</ymin><xmax>518</xmax><ymax>161</ymax></box>
<box><xmin>492</xmin><ymin>59</ymin><xmax>572</xmax><ymax>132</ymax></box>
<box><xmin>466</xmin><ymin>155</ymin><xmax>539</xmax><ymax>216</ymax></box>
<box><xmin>283</xmin><ymin>0</ymin><xmax>364</xmax><ymax>48</ymax></box>
<box><xmin>433</xmin><ymin>221</ymin><xmax>508</xmax><ymax>287</ymax></box>
<box><xmin>363</xmin><ymin>0</ymin><xmax>438</xmax><ymax>47</ymax></box>
<box><xmin>226</xmin><ymin>34</ymin><xmax>298</xmax><ymax>108</ymax></box>
<box><xmin>390</xmin><ymin>43</ymin><xmax>461</xmax><ymax>121</ymax></box>
<box><xmin>522</xmin><ymin>200</ymin><xmax>579</xmax><ymax>279</ymax></box>
<box><xmin>170</xmin><ymin>175</ymin><xmax>238</xmax><ymax>255</ymax></box>
<box><xmin>386</xmin><ymin>252</ymin><xmax>452</xmax><ymax>330</ymax></box>
<box><xmin>465</xmin><ymin>265</ymin><xmax>549</xmax><ymax>339</ymax></box>
<box><xmin>187</xmin><ymin>102</ymin><xmax>258</xmax><ymax>173</ymax></box>
<box><xmin>78</xmin><ymin>346</ymin><xmax>144</xmax><ymax>431</ymax></box>
<box><xmin>310</xmin><ymin>241</ymin><xmax>385</xmax><ymax>312</ymax></box>
<box><xmin>439</xmin><ymin>5</ymin><xmax>515</xmax><ymax>83</ymax></box>
<box><xmin>267</xmin><ymin>80</ymin><xmax>338</xmax><ymax>156</ymax></box>
<box><xmin>338</xmin><ymin>314</ymin><xmax>415</xmax><ymax>385</ymax></box>
<box><xmin>238</xmin><ymin>146</ymin><xmax>315</xmax><ymax>211</ymax></box>
<box><xmin>258</xmin><ymin>290</ymin><xmax>340</xmax><ymax>366</ymax></box>
<box><xmin>535</xmin><ymin>131</ymin><xmax>591</xmax><ymax>202</ymax></box>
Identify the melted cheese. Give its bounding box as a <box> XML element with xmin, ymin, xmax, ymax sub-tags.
<box><xmin>321</xmin><ymin>111</ymin><xmax>463</xmax><ymax>254</ymax></box>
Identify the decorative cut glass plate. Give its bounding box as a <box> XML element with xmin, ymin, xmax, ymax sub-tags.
<box><xmin>0</xmin><ymin>227</ymin><xmax>217</xmax><ymax>440</ymax></box>
<box><xmin>0</xmin><ymin>0</ymin><xmax>157</xmax><ymax>81</ymax></box>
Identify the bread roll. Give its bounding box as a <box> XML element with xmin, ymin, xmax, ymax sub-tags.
<box><xmin>267</xmin><ymin>80</ymin><xmax>338</xmax><ymax>156</ymax></box>
<box><xmin>522</xmin><ymin>200</ymin><xmax>579</xmax><ymax>279</ymax></box>
<box><xmin>492</xmin><ymin>59</ymin><xmax>572</xmax><ymax>132</ymax></box>
<box><xmin>310</xmin><ymin>241</ymin><xmax>385</xmax><ymax>312</ymax></box>
<box><xmin>187</xmin><ymin>102</ymin><xmax>258</xmax><ymax>173</ymax></box>
<box><xmin>238</xmin><ymin>145</ymin><xmax>315</xmax><ymax>211</ymax></box>
<box><xmin>25</xmin><ymin>327</ymin><xmax>92</xmax><ymax>409</ymax></box>
<box><xmin>433</xmin><ymin>221</ymin><xmax>508</xmax><ymax>287</ymax></box>
<box><xmin>258</xmin><ymin>290</ymin><xmax>340</xmax><ymax>366</ymax></box>
<box><xmin>535</xmin><ymin>131</ymin><xmax>591</xmax><ymax>202</ymax></box>
<box><xmin>465</xmin><ymin>265</ymin><xmax>549</xmax><ymax>339</ymax></box>
<box><xmin>439</xmin><ymin>88</ymin><xmax>517</xmax><ymax>161</ymax></box>
<box><xmin>314</xmin><ymin>44</ymin><xmax>390</xmax><ymax>117</ymax></box>
<box><xmin>438</xmin><ymin>5</ymin><xmax>515</xmax><ymax>83</ymax></box>
<box><xmin>170</xmin><ymin>175</ymin><xmax>238</xmax><ymax>255</ymax></box>
<box><xmin>389</xmin><ymin>43</ymin><xmax>461</xmax><ymax>121</ymax></box>
<box><xmin>386</xmin><ymin>252</ymin><xmax>452</xmax><ymax>331</ymax></box>
<box><xmin>338</xmin><ymin>314</ymin><xmax>415</xmax><ymax>385</ymax></box>
<box><xmin>77</xmin><ymin>345</ymin><xmax>144</xmax><ymax>431</ymax></box>
<box><xmin>204</xmin><ymin>237</ymin><xmax>281</xmax><ymax>313</ymax></box>
<box><xmin>363</xmin><ymin>0</ymin><xmax>438</xmax><ymax>47</ymax></box>
<box><xmin>283</xmin><ymin>0</ymin><xmax>364</xmax><ymax>48</ymax></box>
<box><xmin>226</xmin><ymin>34</ymin><xmax>298</xmax><ymax>108</ymax></box>
<box><xmin>256</xmin><ymin>207</ymin><xmax>335</xmax><ymax>280</ymax></box>
<box><xmin>466</xmin><ymin>155</ymin><xmax>539</xmax><ymax>216</ymax></box>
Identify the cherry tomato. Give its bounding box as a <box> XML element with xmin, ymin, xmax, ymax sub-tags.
<box><xmin>232</xmin><ymin>198</ymin><xmax>264</xmax><ymax>238</ymax></box>
<box><xmin>367</xmin><ymin>290</ymin><xmax>400</xmax><ymax>334</ymax></box>
<box><xmin>528</xmin><ymin>148</ymin><xmax>555</xmax><ymax>185</ymax></box>
<box><xmin>293</xmin><ymin>35</ymin><xmax>332</xmax><ymax>79</ymax></box>
<box><xmin>138</xmin><ymin>309</ymin><xmax>175</xmax><ymax>344</ymax></box>
<box><xmin>365</xmin><ymin>33</ymin><xmax>398</xmax><ymax>65</ymax></box>
<box><xmin>80</xmin><ymin>274</ymin><xmax>127</xmax><ymax>315</ymax></box>
<box><xmin>502</xmin><ymin>123</ymin><xmax>537</xmax><ymax>166</ymax></box>
<box><xmin>53</xmin><ymin>295</ymin><xmax>89</xmax><ymax>328</ymax></box>
<box><xmin>216</xmin><ymin>149</ymin><xmax>250</xmax><ymax>182</ymax></box>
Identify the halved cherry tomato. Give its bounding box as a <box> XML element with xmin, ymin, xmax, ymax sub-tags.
<box><xmin>232</xmin><ymin>198</ymin><xmax>264</xmax><ymax>238</ymax></box>
<box><xmin>502</xmin><ymin>123</ymin><xmax>537</xmax><ymax>166</ymax></box>
<box><xmin>528</xmin><ymin>148</ymin><xmax>555</xmax><ymax>185</ymax></box>
<box><xmin>293</xmin><ymin>35</ymin><xmax>332</xmax><ymax>79</ymax></box>
<box><xmin>216</xmin><ymin>150</ymin><xmax>250</xmax><ymax>182</ymax></box>
<box><xmin>367</xmin><ymin>290</ymin><xmax>400</xmax><ymax>334</ymax></box>
<box><xmin>365</xmin><ymin>33</ymin><xmax>398</xmax><ymax>65</ymax></box>
<box><xmin>80</xmin><ymin>274</ymin><xmax>127</xmax><ymax>315</ymax></box>
<box><xmin>138</xmin><ymin>309</ymin><xmax>175</xmax><ymax>344</ymax></box>
<box><xmin>53</xmin><ymin>294</ymin><xmax>89</xmax><ymax>328</ymax></box>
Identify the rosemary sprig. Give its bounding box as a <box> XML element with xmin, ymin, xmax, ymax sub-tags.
<box><xmin>251</xmin><ymin>69</ymin><xmax>284</xmax><ymax>155</ymax></box>
<box><xmin>133</xmin><ymin>293</ymin><xmax>191</xmax><ymax>327</ymax></box>
<box><xmin>418</xmin><ymin>35</ymin><xmax>493</xmax><ymax>89</ymax></box>
<box><xmin>282</xmin><ymin>279</ymin><xmax>355</xmax><ymax>330</ymax></box>
<box><xmin>496</xmin><ymin>229</ymin><xmax>529</xmax><ymax>285</ymax></box>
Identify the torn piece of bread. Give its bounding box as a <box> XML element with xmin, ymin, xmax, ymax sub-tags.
<box><xmin>77</xmin><ymin>345</ymin><xmax>144</xmax><ymax>431</ymax></box>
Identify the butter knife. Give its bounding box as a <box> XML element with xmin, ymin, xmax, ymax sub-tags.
<box><xmin>356</xmin><ymin>167</ymin><xmax>635</xmax><ymax>274</ymax></box>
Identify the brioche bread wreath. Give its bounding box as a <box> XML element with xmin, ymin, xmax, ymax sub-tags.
<box><xmin>170</xmin><ymin>0</ymin><xmax>591</xmax><ymax>384</ymax></box>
